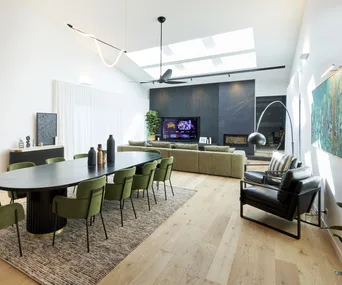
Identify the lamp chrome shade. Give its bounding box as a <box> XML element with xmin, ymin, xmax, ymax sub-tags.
<box><xmin>248</xmin><ymin>132</ymin><xmax>266</xmax><ymax>145</ymax></box>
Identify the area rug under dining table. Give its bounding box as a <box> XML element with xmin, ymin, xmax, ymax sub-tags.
<box><xmin>0</xmin><ymin>185</ymin><xmax>196</xmax><ymax>285</ymax></box>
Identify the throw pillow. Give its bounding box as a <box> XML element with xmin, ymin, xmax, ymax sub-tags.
<box><xmin>174</xmin><ymin>143</ymin><xmax>198</xmax><ymax>150</ymax></box>
<box><xmin>204</xmin><ymin>145</ymin><xmax>230</xmax><ymax>152</ymax></box>
<box><xmin>128</xmin><ymin>140</ymin><xmax>146</xmax><ymax>147</ymax></box>
<box><xmin>268</xmin><ymin>151</ymin><xmax>294</xmax><ymax>176</ymax></box>
<box><xmin>228</xmin><ymin>147</ymin><xmax>236</xmax><ymax>153</ymax></box>
<box><xmin>151</xmin><ymin>141</ymin><xmax>171</xmax><ymax>149</ymax></box>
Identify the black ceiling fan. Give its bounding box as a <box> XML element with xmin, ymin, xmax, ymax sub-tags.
<box><xmin>140</xmin><ymin>16</ymin><xmax>187</xmax><ymax>85</ymax></box>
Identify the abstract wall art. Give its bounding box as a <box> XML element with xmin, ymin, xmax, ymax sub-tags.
<box><xmin>36</xmin><ymin>113</ymin><xmax>57</xmax><ymax>146</ymax></box>
<box><xmin>312</xmin><ymin>68</ymin><xmax>342</xmax><ymax>157</ymax></box>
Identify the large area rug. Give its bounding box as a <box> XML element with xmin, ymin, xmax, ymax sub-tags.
<box><xmin>0</xmin><ymin>185</ymin><xmax>196</xmax><ymax>285</ymax></box>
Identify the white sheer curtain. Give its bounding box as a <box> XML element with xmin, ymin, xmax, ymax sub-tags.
<box><xmin>53</xmin><ymin>80</ymin><xmax>147</xmax><ymax>159</ymax></box>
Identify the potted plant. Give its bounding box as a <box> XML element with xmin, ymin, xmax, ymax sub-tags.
<box><xmin>145</xmin><ymin>110</ymin><xmax>160</xmax><ymax>141</ymax></box>
<box><xmin>325</xmin><ymin>202</ymin><xmax>342</xmax><ymax>276</ymax></box>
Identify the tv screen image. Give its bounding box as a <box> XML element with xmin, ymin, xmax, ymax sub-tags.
<box><xmin>162</xmin><ymin>117</ymin><xmax>199</xmax><ymax>140</ymax></box>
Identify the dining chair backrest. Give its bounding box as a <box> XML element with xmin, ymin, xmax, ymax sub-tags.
<box><xmin>132</xmin><ymin>160</ymin><xmax>158</xmax><ymax>190</ymax></box>
<box><xmin>156</xmin><ymin>156</ymin><xmax>174</xmax><ymax>181</ymax></box>
<box><xmin>7</xmin><ymin>162</ymin><xmax>36</xmax><ymax>201</ymax></box>
<box><xmin>7</xmin><ymin>162</ymin><xmax>35</xmax><ymax>171</ymax></box>
<box><xmin>46</xmin><ymin>157</ymin><xmax>65</xmax><ymax>164</ymax></box>
<box><xmin>105</xmin><ymin>167</ymin><xmax>136</xmax><ymax>201</ymax></box>
<box><xmin>73</xmin><ymin>153</ymin><xmax>88</xmax><ymax>159</ymax></box>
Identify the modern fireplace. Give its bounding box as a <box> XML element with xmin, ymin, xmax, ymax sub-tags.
<box><xmin>224</xmin><ymin>134</ymin><xmax>249</xmax><ymax>147</ymax></box>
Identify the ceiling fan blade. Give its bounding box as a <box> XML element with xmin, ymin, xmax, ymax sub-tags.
<box><xmin>165</xmin><ymin>80</ymin><xmax>187</xmax><ymax>84</ymax></box>
<box><xmin>140</xmin><ymin>80</ymin><xmax>156</xmax><ymax>84</ymax></box>
<box><xmin>161</xmin><ymin>69</ymin><xmax>172</xmax><ymax>81</ymax></box>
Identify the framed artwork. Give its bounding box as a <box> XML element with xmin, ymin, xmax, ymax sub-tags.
<box><xmin>312</xmin><ymin>68</ymin><xmax>342</xmax><ymax>157</ymax></box>
<box><xmin>199</xmin><ymin>137</ymin><xmax>208</xmax><ymax>143</ymax></box>
<box><xmin>36</xmin><ymin>113</ymin><xmax>57</xmax><ymax>146</ymax></box>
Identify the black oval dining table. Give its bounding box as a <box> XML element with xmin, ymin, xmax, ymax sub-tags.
<box><xmin>0</xmin><ymin>151</ymin><xmax>161</xmax><ymax>236</ymax></box>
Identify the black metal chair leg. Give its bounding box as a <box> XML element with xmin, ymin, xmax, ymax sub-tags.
<box><xmin>14</xmin><ymin>209</ymin><xmax>22</xmax><ymax>257</ymax></box>
<box><xmin>122</xmin><ymin>199</ymin><xmax>125</xmax><ymax>209</ymax></box>
<box><xmin>163</xmin><ymin>182</ymin><xmax>167</xmax><ymax>200</ymax></box>
<box><xmin>297</xmin><ymin>203</ymin><xmax>301</xmax><ymax>239</ymax></box>
<box><xmin>52</xmin><ymin>204</ymin><xmax>58</xmax><ymax>246</ymax></box>
<box><xmin>120</xmin><ymin>200</ymin><xmax>124</xmax><ymax>227</ymax></box>
<box><xmin>240</xmin><ymin>202</ymin><xmax>243</xmax><ymax>218</ymax></box>
<box><xmin>85</xmin><ymin>218</ymin><xmax>90</xmax><ymax>253</ymax></box>
<box><xmin>99</xmin><ymin>212</ymin><xmax>108</xmax><ymax>239</ymax></box>
<box><xmin>151</xmin><ymin>184</ymin><xmax>157</xmax><ymax>204</ymax></box>
<box><xmin>146</xmin><ymin>188</ymin><xmax>151</xmax><ymax>211</ymax></box>
<box><xmin>130</xmin><ymin>196</ymin><xmax>137</xmax><ymax>219</ymax></box>
<box><xmin>169</xmin><ymin>179</ymin><xmax>174</xmax><ymax>196</ymax></box>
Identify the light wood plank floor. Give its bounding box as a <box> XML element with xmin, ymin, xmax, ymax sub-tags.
<box><xmin>0</xmin><ymin>170</ymin><xmax>341</xmax><ymax>285</ymax></box>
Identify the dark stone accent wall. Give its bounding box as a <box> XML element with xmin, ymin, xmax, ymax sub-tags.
<box><xmin>150</xmin><ymin>84</ymin><xmax>219</xmax><ymax>143</ymax></box>
<box><xmin>218</xmin><ymin>81</ymin><xmax>255</xmax><ymax>155</ymax></box>
<box><xmin>150</xmin><ymin>80</ymin><xmax>255</xmax><ymax>155</ymax></box>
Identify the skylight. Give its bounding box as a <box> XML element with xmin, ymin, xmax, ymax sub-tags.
<box><xmin>143</xmin><ymin>52</ymin><xmax>257</xmax><ymax>78</ymax></box>
<box><xmin>126</xmin><ymin>28</ymin><xmax>255</xmax><ymax>67</ymax></box>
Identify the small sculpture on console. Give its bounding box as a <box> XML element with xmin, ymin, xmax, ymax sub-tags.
<box><xmin>26</xmin><ymin>136</ymin><xmax>31</xmax><ymax>148</ymax></box>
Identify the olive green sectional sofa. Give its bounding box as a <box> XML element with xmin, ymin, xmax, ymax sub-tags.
<box><xmin>117</xmin><ymin>141</ymin><xmax>246</xmax><ymax>179</ymax></box>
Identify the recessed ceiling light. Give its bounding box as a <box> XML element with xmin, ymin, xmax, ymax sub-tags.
<box><xmin>300</xmin><ymin>53</ymin><xmax>310</xmax><ymax>60</ymax></box>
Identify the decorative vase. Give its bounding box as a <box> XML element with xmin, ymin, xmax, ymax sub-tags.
<box><xmin>88</xmin><ymin>147</ymin><xmax>96</xmax><ymax>166</ymax></box>
<box><xmin>107</xmin><ymin>135</ymin><xmax>115</xmax><ymax>163</ymax></box>
<box><xmin>97</xmin><ymin>144</ymin><xmax>104</xmax><ymax>165</ymax></box>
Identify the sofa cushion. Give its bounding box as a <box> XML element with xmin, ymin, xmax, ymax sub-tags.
<box><xmin>204</xmin><ymin>145</ymin><xmax>229</xmax><ymax>152</ymax></box>
<box><xmin>128</xmin><ymin>140</ymin><xmax>146</xmax><ymax>147</ymax></box>
<box><xmin>118</xmin><ymin>145</ymin><xmax>146</xmax><ymax>152</ymax></box>
<box><xmin>170</xmin><ymin>149</ymin><xmax>198</xmax><ymax>172</ymax></box>
<box><xmin>228</xmin><ymin>147</ymin><xmax>236</xmax><ymax>153</ymax></box>
<box><xmin>268</xmin><ymin>152</ymin><xmax>293</xmax><ymax>176</ymax></box>
<box><xmin>151</xmin><ymin>141</ymin><xmax>171</xmax><ymax>149</ymax></box>
<box><xmin>174</xmin><ymin>143</ymin><xmax>198</xmax><ymax>150</ymax></box>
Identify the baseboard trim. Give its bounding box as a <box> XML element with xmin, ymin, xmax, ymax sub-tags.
<box><xmin>313</xmin><ymin>204</ymin><xmax>342</xmax><ymax>264</ymax></box>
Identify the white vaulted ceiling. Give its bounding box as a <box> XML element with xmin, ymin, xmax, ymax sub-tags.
<box><xmin>28</xmin><ymin>0</ymin><xmax>306</xmax><ymax>92</ymax></box>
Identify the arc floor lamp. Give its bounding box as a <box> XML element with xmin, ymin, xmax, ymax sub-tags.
<box><xmin>248</xmin><ymin>100</ymin><xmax>294</xmax><ymax>155</ymax></box>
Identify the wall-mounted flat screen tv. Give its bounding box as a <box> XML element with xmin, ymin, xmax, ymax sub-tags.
<box><xmin>161</xmin><ymin>117</ymin><xmax>199</xmax><ymax>141</ymax></box>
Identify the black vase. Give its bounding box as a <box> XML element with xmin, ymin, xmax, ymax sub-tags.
<box><xmin>107</xmin><ymin>135</ymin><xmax>115</xmax><ymax>163</ymax></box>
<box><xmin>88</xmin><ymin>147</ymin><xmax>96</xmax><ymax>165</ymax></box>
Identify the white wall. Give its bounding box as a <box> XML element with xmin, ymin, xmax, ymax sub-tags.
<box><xmin>287</xmin><ymin>0</ymin><xmax>342</xmax><ymax>261</ymax></box>
<box><xmin>0</xmin><ymin>2</ymin><xmax>148</xmax><ymax>172</ymax></box>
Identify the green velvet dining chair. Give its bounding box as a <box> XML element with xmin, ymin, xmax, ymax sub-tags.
<box><xmin>7</xmin><ymin>162</ymin><xmax>36</xmax><ymax>203</ymax></box>
<box><xmin>144</xmin><ymin>149</ymin><xmax>162</xmax><ymax>164</ymax></box>
<box><xmin>154</xmin><ymin>156</ymin><xmax>174</xmax><ymax>200</ymax></box>
<box><xmin>105</xmin><ymin>167</ymin><xmax>136</xmax><ymax>227</ymax></box>
<box><xmin>131</xmin><ymin>161</ymin><xmax>158</xmax><ymax>211</ymax></box>
<box><xmin>52</xmin><ymin>175</ymin><xmax>107</xmax><ymax>253</ymax></box>
<box><xmin>73</xmin><ymin>153</ymin><xmax>88</xmax><ymax>159</ymax></box>
<box><xmin>45</xmin><ymin>157</ymin><xmax>65</xmax><ymax>164</ymax></box>
<box><xmin>0</xmin><ymin>202</ymin><xmax>25</xmax><ymax>256</ymax></box>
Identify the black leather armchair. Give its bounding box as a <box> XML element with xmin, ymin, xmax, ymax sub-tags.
<box><xmin>240</xmin><ymin>166</ymin><xmax>321</xmax><ymax>239</ymax></box>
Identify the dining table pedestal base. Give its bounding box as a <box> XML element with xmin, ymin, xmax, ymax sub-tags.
<box><xmin>27</xmin><ymin>188</ymin><xmax>67</xmax><ymax>236</ymax></box>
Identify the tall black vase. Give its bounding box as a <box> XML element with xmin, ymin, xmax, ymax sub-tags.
<box><xmin>88</xmin><ymin>147</ymin><xmax>96</xmax><ymax>165</ymax></box>
<box><xmin>107</xmin><ymin>135</ymin><xmax>115</xmax><ymax>163</ymax></box>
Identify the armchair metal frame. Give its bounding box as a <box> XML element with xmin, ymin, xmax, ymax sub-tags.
<box><xmin>240</xmin><ymin>179</ymin><xmax>321</xmax><ymax>239</ymax></box>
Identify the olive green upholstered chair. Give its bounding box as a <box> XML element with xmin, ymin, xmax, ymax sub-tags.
<box><xmin>144</xmin><ymin>149</ymin><xmax>162</xmax><ymax>164</ymax></box>
<box><xmin>72</xmin><ymin>154</ymin><xmax>88</xmax><ymax>192</ymax></box>
<box><xmin>0</xmin><ymin>202</ymin><xmax>25</xmax><ymax>256</ymax></box>
<box><xmin>45</xmin><ymin>157</ymin><xmax>65</xmax><ymax>164</ymax></box>
<box><xmin>73</xmin><ymin>153</ymin><xmax>88</xmax><ymax>159</ymax></box>
<box><xmin>7</xmin><ymin>162</ymin><xmax>36</xmax><ymax>203</ymax></box>
<box><xmin>52</xmin><ymin>176</ymin><xmax>107</xmax><ymax>252</ymax></box>
<box><xmin>131</xmin><ymin>161</ymin><xmax>158</xmax><ymax>211</ymax></box>
<box><xmin>154</xmin><ymin>157</ymin><xmax>174</xmax><ymax>200</ymax></box>
<box><xmin>105</xmin><ymin>167</ymin><xmax>136</xmax><ymax>227</ymax></box>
